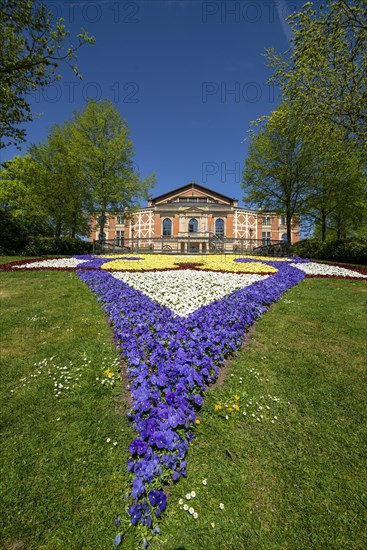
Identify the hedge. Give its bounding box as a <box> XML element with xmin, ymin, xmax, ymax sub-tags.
<box><xmin>292</xmin><ymin>238</ymin><xmax>367</xmax><ymax>265</ymax></box>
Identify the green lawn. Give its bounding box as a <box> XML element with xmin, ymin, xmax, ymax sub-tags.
<box><xmin>0</xmin><ymin>267</ymin><xmax>366</xmax><ymax>549</ymax></box>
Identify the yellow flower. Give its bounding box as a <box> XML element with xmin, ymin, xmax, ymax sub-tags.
<box><xmin>214</xmin><ymin>404</ymin><xmax>222</xmax><ymax>411</ymax></box>
<box><xmin>228</xmin><ymin>407</ymin><xmax>233</xmax><ymax>413</ymax></box>
<box><xmin>195</xmin><ymin>419</ymin><xmax>200</xmax><ymax>425</ymax></box>
<box><xmin>233</xmin><ymin>404</ymin><xmax>240</xmax><ymax>411</ymax></box>
<box><xmin>101</xmin><ymin>254</ymin><xmax>278</xmax><ymax>273</ymax></box>
<box><xmin>104</xmin><ymin>369</ymin><xmax>114</xmax><ymax>378</ymax></box>
<box><xmin>234</xmin><ymin>394</ymin><xmax>240</xmax><ymax>401</ymax></box>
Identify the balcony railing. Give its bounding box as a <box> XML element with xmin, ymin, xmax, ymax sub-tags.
<box><xmin>93</xmin><ymin>236</ymin><xmax>291</xmax><ymax>256</ymax></box>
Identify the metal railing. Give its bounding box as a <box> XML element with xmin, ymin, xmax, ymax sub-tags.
<box><xmin>93</xmin><ymin>236</ymin><xmax>291</xmax><ymax>257</ymax></box>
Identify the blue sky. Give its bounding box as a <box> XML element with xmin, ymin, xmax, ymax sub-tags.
<box><xmin>1</xmin><ymin>0</ymin><xmax>300</xmax><ymax>206</ymax></box>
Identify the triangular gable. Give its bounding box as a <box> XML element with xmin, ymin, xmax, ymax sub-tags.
<box><xmin>149</xmin><ymin>182</ymin><xmax>237</xmax><ymax>206</ymax></box>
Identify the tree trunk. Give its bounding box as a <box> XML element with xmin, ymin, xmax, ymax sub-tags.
<box><xmin>99</xmin><ymin>211</ymin><xmax>106</xmax><ymax>242</ymax></box>
<box><xmin>321</xmin><ymin>209</ymin><xmax>327</xmax><ymax>241</ymax></box>
<box><xmin>286</xmin><ymin>213</ymin><xmax>292</xmax><ymax>244</ymax></box>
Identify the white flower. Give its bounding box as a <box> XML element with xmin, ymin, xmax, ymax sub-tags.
<box><xmin>193</xmin><ymin>512</ymin><xmax>198</xmax><ymax>519</ymax></box>
<box><xmin>190</xmin><ymin>491</ymin><xmax>196</xmax><ymax>498</ymax></box>
<box><xmin>113</xmin><ymin>441</ymin><xmax>118</xmax><ymax>446</ymax></box>
<box><xmin>290</xmin><ymin>261</ymin><xmax>367</xmax><ymax>278</ymax></box>
<box><xmin>106</xmin><ymin>438</ymin><xmax>111</xmax><ymax>443</ymax></box>
<box><xmin>183</xmin><ymin>504</ymin><xmax>188</xmax><ymax>511</ymax></box>
<box><xmin>225</xmin><ymin>415</ymin><xmax>229</xmax><ymax>420</ymax></box>
<box><xmin>189</xmin><ymin>507</ymin><xmax>195</xmax><ymax>514</ymax></box>
<box><xmin>13</xmin><ymin>258</ymin><xmax>90</xmax><ymax>269</ymax></box>
<box><xmin>219</xmin><ymin>503</ymin><xmax>225</xmax><ymax>510</ymax></box>
<box><xmin>210</xmin><ymin>522</ymin><xmax>215</xmax><ymax>528</ymax></box>
<box><xmin>185</xmin><ymin>493</ymin><xmax>191</xmax><ymax>500</ymax></box>
<box><xmin>202</xmin><ymin>479</ymin><xmax>207</xmax><ymax>486</ymax></box>
<box><xmin>179</xmin><ymin>498</ymin><xmax>184</xmax><ymax>505</ymax></box>
<box><xmin>111</xmin><ymin>270</ymin><xmax>269</xmax><ymax>317</ymax></box>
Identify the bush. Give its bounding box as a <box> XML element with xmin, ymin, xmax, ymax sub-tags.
<box><xmin>23</xmin><ymin>237</ymin><xmax>93</xmax><ymax>257</ymax></box>
<box><xmin>292</xmin><ymin>238</ymin><xmax>367</xmax><ymax>265</ymax></box>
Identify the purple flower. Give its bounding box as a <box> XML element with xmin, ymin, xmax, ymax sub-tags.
<box><xmin>129</xmin><ymin>439</ymin><xmax>148</xmax><ymax>456</ymax></box>
<box><xmin>129</xmin><ymin>504</ymin><xmax>142</xmax><ymax>525</ymax></box>
<box><xmin>148</xmin><ymin>490</ymin><xmax>167</xmax><ymax>512</ymax></box>
<box><xmin>77</xmin><ymin>262</ymin><xmax>305</xmax><ymax>528</ymax></box>
<box><xmin>131</xmin><ymin>477</ymin><xmax>145</xmax><ymax>499</ymax></box>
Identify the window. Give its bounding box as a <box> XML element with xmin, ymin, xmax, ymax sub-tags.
<box><xmin>281</xmin><ymin>233</ymin><xmax>288</xmax><ymax>242</ymax></box>
<box><xmin>162</xmin><ymin>218</ymin><xmax>172</xmax><ymax>236</ymax></box>
<box><xmin>262</xmin><ymin>231</ymin><xmax>271</xmax><ymax>245</ymax></box>
<box><xmin>116</xmin><ymin>215</ymin><xmax>124</xmax><ymax>225</ymax></box>
<box><xmin>215</xmin><ymin>218</ymin><xmax>225</xmax><ymax>237</ymax></box>
<box><xmin>188</xmin><ymin>218</ymin><xmax>198</xmax><ymax>233</ymax></box>
<box><xmin>262</xmin><ymin>216</ymin><xmax>271</xmax><ymax>225</ymax></box>
<box><xmin>280</xmin><ymin>216</ymin><xmax>286</xmax><ymax>226</ymax></box>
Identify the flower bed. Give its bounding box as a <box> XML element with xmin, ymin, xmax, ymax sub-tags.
<box><xmin>77</xmin><ymin>262</ymin><xmax>306</xmax><ymax>540</ymax></box>
<box><xmin>1</xmin><ymin>254</ymin><xmax>366</xmax><ymax>278</ymax></box>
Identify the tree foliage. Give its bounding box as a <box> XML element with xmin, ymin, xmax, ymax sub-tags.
<box><xmin>0</xmin><ymin>0</ymin><xmax>94</xmax><ymax>149</ymax></box>
<box><xmin>266</xmin><ymin>0</ymin><xmax>367</xmax><ymax>149</ymax></box>
<box><xmin>242</xmin><ymin>105</ymin><xmax>313</xmax><ymax>243</ymax></box>
<box><xmin>0</xmin><ymin>100</ymin><xmax>155</xmax><ymax>248</ymax></box>
<box><xmin>70</xmin><ymin>100</ymin><xmax>156</xmax><ymax>239</ymax></box>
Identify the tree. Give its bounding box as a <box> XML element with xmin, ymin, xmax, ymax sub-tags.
<box><xmin>266</xmin><ymin>0</ymin><xmax>367</xmax><ymax>149</ymax></box>
<box><xmin>70</xmin><ymin>100</ymin><xmax>156</xmax><ymax>240</ymax></box>
<box><xmin>0</xmin><ymin>154</ymin><xmax>54</xmax><ymax>250</ymax></box>
<box><xmin>303</xmin><ymin>125</ymin><xmax>367</xmax><ymax>240</ymax></box>
<box><xmin>29</xmin><ymin>123</ymin><xmax>90</xmax><ymax>238</ymax></box>
<box><xmin>242</xmin><ymin>105</ymin><xmax>313</xmax><ymax>244</ymax></box>
<box><xmin>0</xmin><ymin>0</ymin><xmax>94</xmax><ymax>149</ymax></box>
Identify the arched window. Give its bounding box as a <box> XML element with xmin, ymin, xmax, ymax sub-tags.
<box><xmin>162</xmin><ymin>218</ymin><xmax>172</xmax><ymax>236</ymax></box>
<box><xmin>281</xmin><ymin>233</ymin><xmax>288</xmax><ymax>242</ymax></box>
<box><xmin>188</xmin><ymin>218</ymin><xmax>198</xmax><ymax>233</ymax></box>
<box><xmin>215</xmin><ymin>218</ymin><xmax>224</xmax><ymax>237</ymax></box>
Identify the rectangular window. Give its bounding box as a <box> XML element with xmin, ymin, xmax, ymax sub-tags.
<box><xmin>262</xmin><ymin>231</ymin><xmax>271</xmax><ymax>245</ymax></box>
<box><xmin>281</xmin><ymin>216</ymin><xmax>286</xmax><ymax>225</ymax></box>
<box><xmin>262</xmin><ymin>216</ymin><xmax>271</xmax><ymax>225</ymax></box>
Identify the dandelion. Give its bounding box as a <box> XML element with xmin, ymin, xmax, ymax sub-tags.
<box><xmin>190</xmin><ymin>491</ymin><xmax>196</xmax><ymax>498</ymax></box>
<box><xmin>195</xmin><ymin>419</ymin><xmax>200</xmax><ymax>425</ymax></box>
<box><xmin>219</xmin><ymin>503</ymin><xmax>225</xmax><ymax>510</ymax></box>
<box><xmin>214</xmin><ymin>404</ymin><xmax>222</xmax><ymax>411</ymax></box>
<box><xmin>234</xmin><ymin>395</ymin><xmax>240</xmax><ymax>401</ymax></box>
<box><xmin>228</xmin><ymin>407</ymin><xmax>233</xmax><ymax>413</ymax></box>
<box><xmin>233</xmin><ymin>404</ymin><xmax>239</xmax><ymax>411</ymax></box>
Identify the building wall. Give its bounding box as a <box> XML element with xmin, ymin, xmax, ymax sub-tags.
<box><xmin>89</xmin><ymin>185</ymin><xmax>299</xmax><ymax>245</ymax></box>
<box><xmin>90</xmin><ymin>210</ymin><xmax>299</xmax><ymax>244</ymax></box>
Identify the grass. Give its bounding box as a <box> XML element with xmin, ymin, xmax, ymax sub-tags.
<box><xmin>0</xmin><ymin>264</ymin><xmax>366</xmax><ymax>549</ymax></box>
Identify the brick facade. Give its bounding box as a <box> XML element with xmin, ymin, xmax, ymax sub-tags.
<box><xmin>89</xmin><ymin>183</ymin><xmax>299</xmax><ymax>249</ymax></box>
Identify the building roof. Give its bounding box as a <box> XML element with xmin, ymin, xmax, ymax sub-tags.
<box><xmin>148</xmin><ymin>181</ymin><xmax>238</xmax><ymax>207</ymax></box>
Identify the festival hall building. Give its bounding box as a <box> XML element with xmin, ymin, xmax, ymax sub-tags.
<box><xmin>89</xmin><ymin>182</ymin><xmax>299</xmax><ymax>253</ymax></box>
